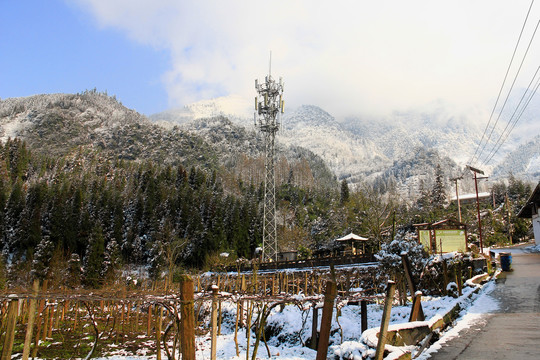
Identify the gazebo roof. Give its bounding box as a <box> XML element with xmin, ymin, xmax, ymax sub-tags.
<box><xmin>336</xmin><ymin>232</ymin><xmax>369</xmax><ymax>241</ymax></box>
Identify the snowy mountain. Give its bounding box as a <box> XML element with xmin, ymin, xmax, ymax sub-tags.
<box><xmin>493</xmin><ymin>134</ymin><xmax>540</xmax><ymax>180</ymax></box>
<box><xmin>0</xmin><ymin>91</ymin><xmax>219</xmax><ymax>167</ymax></box>
<box><xmin>0</xmin><ymin>92</ymin><xmax>336</xmax><ymax>188</ymax></box>
<box><xmin>151</xmin><ymin>95</ymin><xmax>540</xmax><ymax>191</ymax></box>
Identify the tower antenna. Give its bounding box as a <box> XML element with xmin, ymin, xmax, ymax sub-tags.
<box><xmin>254</xmin><ymin>56</ymin><xmax>284</xmax><ymax>262</ymax></box>
<box><xmin>269</xmin><ymin>51</ymin><xmax>272</xmax><ymax>77</ymax></box>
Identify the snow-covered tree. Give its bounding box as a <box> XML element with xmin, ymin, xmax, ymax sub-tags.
<box><xmin>32</xmin><ymin>235</ymin><xmax>54</xmax><ymax>280</ymax></box>
<box><xmin>375</xmin><ymin>232</ymin><xmax>428</xmax><ymax>278</ymax></box>
<box><xmin>431</xmin><ymin>163</ymin><xmax>447</xmax><ymax>208</ymax></box>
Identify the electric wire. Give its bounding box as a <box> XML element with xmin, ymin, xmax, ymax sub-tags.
<box><xmin>482</xmin><ymin>66</ymin><xmax>540</xmax><ymax>164</ymax></box>
<box><xmin>469</xmin><ymin>0</ymin><xmax>535</xmax><ymax>166</ymax></box>
<box><xmin>483</xmin><ymin>68</ymin><xmax>540</xmax><ymax>164</ymax></box>
<box><xmin>474</xmin><ymin>17</ymin><xmax>540</xmax><ymax>167</ymax></box>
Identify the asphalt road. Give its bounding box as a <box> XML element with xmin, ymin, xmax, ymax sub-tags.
<box><xmin>426</xmin><ymin>246</ymin><xmax>540</xmax><ymax>360</ymax></box>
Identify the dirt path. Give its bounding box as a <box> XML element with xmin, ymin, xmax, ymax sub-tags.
<box><xmin>425</xmin><ymin>248</ymin><xmax>540</xmax><ymax>359</ymax></box>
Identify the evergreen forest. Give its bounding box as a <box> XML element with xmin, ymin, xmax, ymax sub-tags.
<box><xmin>0</xmin><ymin>137</ymin><xmax>534</xmax><ymax>290</ymax></box>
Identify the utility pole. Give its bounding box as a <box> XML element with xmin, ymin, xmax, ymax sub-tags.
<box><xmin>254</xmin><ymin>54</ymin><xmax>285</xmax><ymax>262</ymax></box>
<box><xmin>467</xmin><ymin>165</ymin><xmax>486</xmax><ymax>253</ymax></box>
<box><xmin>505</xmin><ymin>192</ymin><xmax>513</xmax><ymax>244</ymax></box>
<box><xmin>450</xmin><ymin>176</ymin><xmax>463</xmax><ymax>222</ymax></box>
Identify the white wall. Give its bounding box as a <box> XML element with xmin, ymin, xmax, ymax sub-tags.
<box><xmin>533</xmin><ymin>213</ymin><xmax>540</xmax><ymax>246</ymax></box>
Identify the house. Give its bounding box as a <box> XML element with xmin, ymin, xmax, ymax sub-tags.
<box><xmin>517</xmin><ymin>182</ymin><xmax>540</xmax><ymax>246</ymax></box>
<box><xmin>414</xmin><ymin>219</ymin><xmax>468</xmax><ymax>254</ymax></box>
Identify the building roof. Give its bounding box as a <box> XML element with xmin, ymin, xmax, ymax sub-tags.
<box><xmin>336</xmin><ymin>232</ymin><xmax>369</xmax><ymax>241</ymax></box>
<box><xmin>414</xmin><ymin>219</ymin><xmax>467</xmax><ymax>230</ymax></box>
<box><xmin>450</xmin><ymin>192</ymin><xmax>491</xmax><ymax>202</ymax></box>
<box><xmin>517</xmin><ymin>182</ymin><xmax>540</xmax><ymax>218</ymax></box>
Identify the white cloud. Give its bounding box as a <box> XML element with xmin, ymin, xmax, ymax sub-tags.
<box><xmin>72</xmin><ymin>0</ymin><xmax>540</xmax><ymax>119</ymax></box>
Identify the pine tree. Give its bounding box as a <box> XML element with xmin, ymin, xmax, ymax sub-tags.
<box><xmin>32</xmin><ymin>235</ymin><xmax>55</xmax><ymax>281</ymax></box>
<box><xmin>83</xmin><ymin>225</ymin><xmax>106</xmax><ymax>288</ymax></box>
<box><xmin>432</xmin><ymin>164</ymin><xmax>447</xmax><ymax>208</ymax></box>
<box><xmin>340</xmin><ymin>179</ymin><xmax>350</xmax><ymax>204</ymax></box>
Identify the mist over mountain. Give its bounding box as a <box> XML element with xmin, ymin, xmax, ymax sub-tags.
<box><xmin>151</xmin><ymin>94</ymin><xmax>540</xmax><ymax>198</ymax></box>
<box><xmin>2</xmin><ymin>91</ymin><xmax>537</xmax><ymax>202</ymax></box>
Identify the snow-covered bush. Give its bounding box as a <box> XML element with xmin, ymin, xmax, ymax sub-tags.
<box><xmin>375</xmin><ymin>232</ymin><xmax>428</xmax><ymax>279</ymax></box>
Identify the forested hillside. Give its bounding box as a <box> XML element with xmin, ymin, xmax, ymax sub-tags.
<box><xmin>0</xmin><ymin>93</ymin><xmax>535</xmax><ymax>290</ymax></box>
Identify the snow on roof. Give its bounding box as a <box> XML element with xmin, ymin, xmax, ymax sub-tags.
<box><xmin>450</xmin><ymin>192</ymin><xmax>491</xmax><ymax>201</ymax></box>
<box><xmin>336</xmin><ymin>232</ymin><xmax>369</xmax><ymax>241</ymax></box>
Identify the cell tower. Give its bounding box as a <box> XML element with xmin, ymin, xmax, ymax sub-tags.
<box><xmin>254</xmin><ymin>57</ymin><xmax>284</xmax><ymax>262</ymax></box>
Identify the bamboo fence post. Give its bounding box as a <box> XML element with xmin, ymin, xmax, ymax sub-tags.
<box><xmin>41</xmin><ymin>302</ymin><xmax>50</xmax><ymax>342</ymax></box>
<box><xmin>156</xmin><ymin>304</ymin><xmax>162</xmax><ymax>360</ymax></box>
<box><xmin>32</xmin><ymin>279</ymin><xmax>48</xmax><ymax>350</ymax></box>
<box><xmin>22</xmin><ymin>279</ymin><xmax>40</xmax><ymax>360</ymax></box>
<box><xmin>134</xmin><ymin>301</ymin><xmax>140</xmax><ymax>332</ymax></box>
<box><xmin>1</xmin><ymin>295</ymin><xmax>19</xmax><ymax>360</ymax></box>
<box><xmin>218</xmin><ymin>298</ymin><xmax>222</xmax><ymax>336</ymax></box>
<box><xmin>245</xmin><ymin>301</ymin><xmax>252</xmax><ymax>360</ymax></box>
<box><xmin>180</xmin><ymin>275</ymin><xmax>195</xmax><ymax>360</ymax></box>
<box><xmin>147</xmin><ymin>303</ymin><xmax>152</xmax><ymax>336</ymax></box>
<box><xmin>234</xmin><ymin>301</ymin><xmax>240</xmax><ymax>357</ymax></box>
<box><xmin>54</xmin><ymin>301</ymin><xmax>61</xmax><ymax>330</ymax></box>
<box><xmin>374</xmin><ymin>281</ymin><xmax>396</xmax><ymax>360</ymax></box>
<box><xmin>47</xmin><ymin>304</ymin><xmax>54</xmax><ymax>338</ymax></box>
<box><xmin>316</xmin><ymin>279</ymin><xmax>337</xmax><ymax>360</ymax></box>
<box><xmin>72</xmin><ymin>301</ymin><xmax>78</xmax><ymax>332</ymax></box>
<box><xmin>62</xmin><ymin>300</ymin><xmax>68</xmax><ymax>322</ymax></box>
<box><xmin>211</xmin><ymin>285</ymin><xmax>219</xmax><ymax>360</ymax></box>
<box><xmin>126</xmin><ymin>301</ymin><xmax>131</xmax><ymax>332</ymax></box>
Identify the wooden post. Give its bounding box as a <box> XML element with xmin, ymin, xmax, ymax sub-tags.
<box><xmin>134</xmin><ymin>301</ymin><xmax>140</xmax><ymax>332</ymax></box>
<box><xmin>409</xmin><ymin>291</ymin><xmax>423</xmax><ymax>322</ymax></box>
<box><xmin>401</xmin><ymin>253</ymin><xmax>424</xmax><ymax>320</ymax></box>
<box><xmin>374</xmin><ymin>281</ymin><xmax>396</xmax><ymax>360</ymax></box>
<box><xmin>245</xmin><ymin>301</ymin><xmax>252</xmax><ymax>360</ymax></box>
<box><xmin>442</xmin><ymin>259</ymin><xmax>449</xmax><ymax>296</ymax></box>
<box><xmin>41</xmin><ymin>303</ymin><xmax>50</xmax><ymax>341</ymax></box>
<box><xmin>47</xmin><ymin>304</ymin><xmax>54</xmax><ymax>338</ymax></box>
<box><xmin>180</xmin><ymin>275</ymin><xmax>195</xmax><ymax>360</ymax></box>
<box><xmin>310</xmin><ymin>304</ymin><xmax>318</xmax><ymax>350</ymax></box>
<box><xmin>316</xmin><ymin>280</ymin><xmax>337</xmax><ymax>360</ymax></box>
<box><xmin>22</xmin><ymin>279</ymin><xmax>40</xmax><ymax>360</ymax></box>
<box><xmin>31</xmin><ymin>279</ymin><xmax>48</xmax><ymax>359</ymax></box>
<box><xmin>211</xmin><ymin>285</ymin><xmax>219</xmax><ymax>360</ymax></box>
<box><xmin>456</xmin><ymin>261</ymin><xmax>463</xmax><ymax>296</ymax></box>
<box><xmin>361</xmin><ymin>300</ymin><xmax>368</xmax><ymax>333</ymax></box>
<box><xmin>156</xmin><ymin>304</ymin><xmax>162</xmax><ymax>360</ymax></box>
<box><xmin>147</xmin><ymin>304</ymin><xmax>152</xmax><ymax>336</ymax></box>
<box><xmin>1</xmin><ymin>295</ymin><xmax>19</xmax><ymax>360</ymax></box>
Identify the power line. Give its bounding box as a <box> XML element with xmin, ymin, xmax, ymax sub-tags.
<box><xmin>483</xmin><ymin>67</ymin><xmax>540</xmax><ymax>164</ymax></box>
<box><xmin>469</xmin><ymin>0</ymin><xmax>536</xmax><ymax>166</ymax></box>
<box><xmin>474</xmin><ymin>17</ymin><xmax>540</xmax><ymax>167</ymax></box>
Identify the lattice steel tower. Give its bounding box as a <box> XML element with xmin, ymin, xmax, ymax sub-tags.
<box><xmin>254</xmin><ymin>61</ymin><xmax>284</xmax><ymax>262</ymax></box>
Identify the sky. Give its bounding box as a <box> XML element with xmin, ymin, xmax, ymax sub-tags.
<box><xmin>2</xmin><ymin>0</ymin><xmax>540</xmax><ymax>119</ymax></box>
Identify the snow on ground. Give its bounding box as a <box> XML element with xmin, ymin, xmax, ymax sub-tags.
<box><xmin>88</xmin><ymin>277</ymin><xmax>497</xmax><ymax>360</ymax></box>
<box><xmin>415</xmin><ymin>279</ymin><xmax>499</xmax><ymax>359</ymax></box>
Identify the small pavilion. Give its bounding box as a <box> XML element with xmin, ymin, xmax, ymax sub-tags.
<box><xmin>336</xmin><ymin>232</ymin><xmax>369</xmax><ymax>255</ymax></box>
